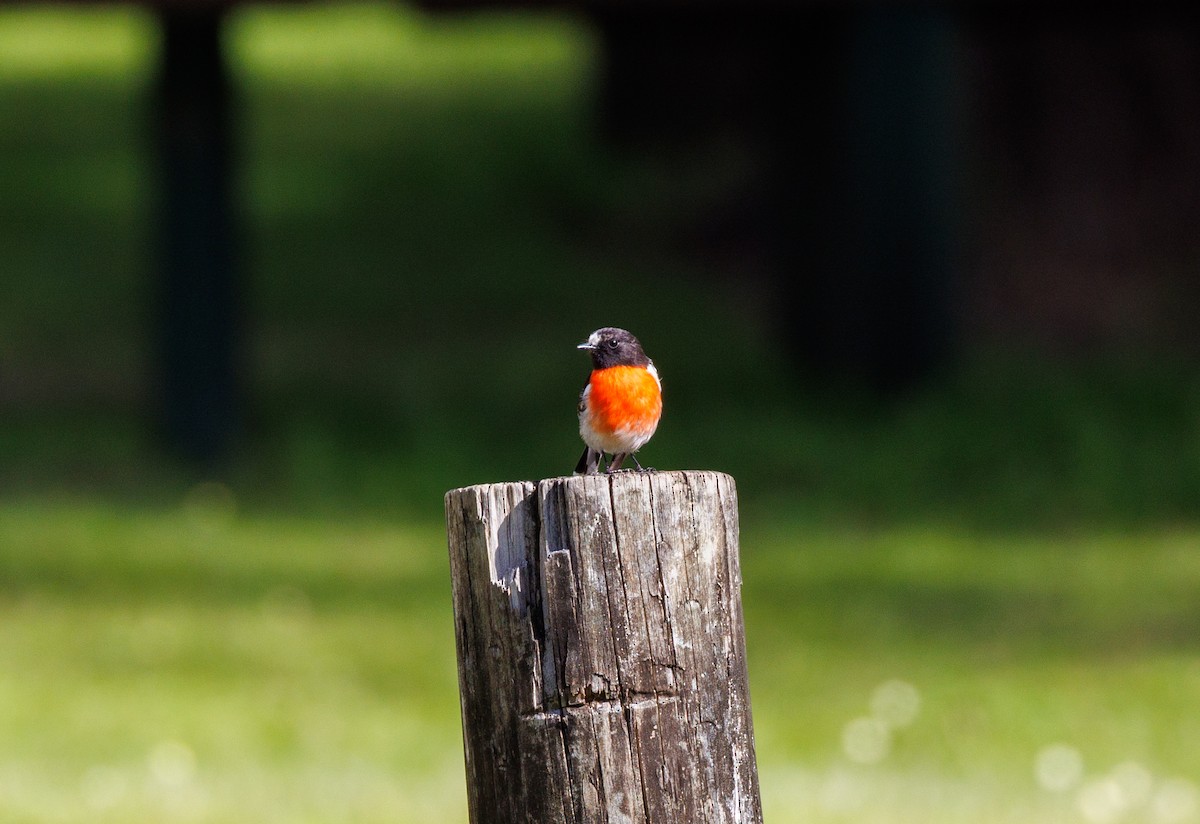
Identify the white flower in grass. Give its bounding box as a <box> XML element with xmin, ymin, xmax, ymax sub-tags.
<box><xmin>842</xmin><ymin>716</ymin><xmax>890</xmax><ymax>765</ymax></box>
<box><xmin>1077</xmin><ymin>776</ymin><xmax>1127</xmax><ymax>824</ymax></box>
<box><xmin>869</xmin><ymin>679</ymin><xmax>921</xmax><ymax>728</ymax></box>
<box><xmin>1152</xmin><ymin>778</ymin><xmax>1199</xmax><ymax>824</ymax></box>
<box><xmin>1034</xmin><ymin>743</ymin><xmax>1084</xmax><ymax>792</ymax></box>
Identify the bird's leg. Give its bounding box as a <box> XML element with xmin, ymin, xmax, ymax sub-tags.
<box><xmin>574</xmin><ymin>447</ymin><xmax>602</xmax><ymax>475</ymax></box>
<box><xmin>629</xmin><ymin>454</ymin><xmax>652</xmax><ymax>472</ymax></box>
<box><xmin>606</xmin><ymin>452</ymin><xmax>627</xmax><ymax>473</ymax></box>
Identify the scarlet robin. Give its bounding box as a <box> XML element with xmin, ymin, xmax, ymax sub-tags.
<box><xmin>574</xmin><ymin>327</ymin><xmax>662</xmax><ymax>475</ymax></box>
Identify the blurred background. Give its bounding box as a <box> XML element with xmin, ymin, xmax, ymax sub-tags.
<box><xmin>2</xmin><ymin>3</ymin><xmax>1200</xmax><ymax>822</ymax></box>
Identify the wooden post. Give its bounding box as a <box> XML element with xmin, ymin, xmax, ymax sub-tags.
<box><xmin>444</xmin><ymin>470</ymin><xmax>762</xmax><ymax>824</ymax></box>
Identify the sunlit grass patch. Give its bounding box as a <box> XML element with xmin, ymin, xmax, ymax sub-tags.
<box><xmin>0</xmin><ymin>497</ymin><xmax>465</xmax><ymax>823</ymax></box>
<box><xmin>744</xmin><ymin>522</ymin><xmax>1200</xmax><ymax>823</ymax></box>
<box><xmin>229</xmin><ymin>2</ymin><xmax>590</xmax><ymax>91</ymax></box>
<box><xmin>5</xmin><ymin>497</ymin><xmax>1200</xmax><ymax>822</ymax></box>
<box><xmin>0</xmin><ymin>6</ymin><xmax>155</xmax><ymax>80</ymax></box>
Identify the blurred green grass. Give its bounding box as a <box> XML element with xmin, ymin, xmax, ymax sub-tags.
<box><xmin>6</xmin><ymin>500</ymin><xmax>1200</xmax><ymax>823</ymax></box>
<box><xmin>3</xmin><ymin>4</ymin><xmax>1200</xmax><ymax>823</ymax></box>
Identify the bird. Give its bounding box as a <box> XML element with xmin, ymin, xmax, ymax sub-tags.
<box><xmin>574</xmin><ymin>327</ymin><xmax>662</xmax><ymax>475</ymax></box>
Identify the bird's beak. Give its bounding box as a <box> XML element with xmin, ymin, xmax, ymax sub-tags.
<box><xmin>577</xmin><ymin>341</ymin><xmax>596</xmax><ymax>350</ymax></box>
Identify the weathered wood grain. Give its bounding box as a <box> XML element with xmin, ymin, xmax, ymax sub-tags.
<box><xmin>445</xmin><ymin>470</ymin><xmax>761</xmax><ymax>824</ymax></box>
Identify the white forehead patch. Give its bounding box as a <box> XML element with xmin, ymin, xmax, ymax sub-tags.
<box><xmin>587</xmin><ymin>330</ymin><xmax>603</xmax><ymax>348</ymax></box>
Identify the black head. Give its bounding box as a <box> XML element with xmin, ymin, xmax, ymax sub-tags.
<box><xmin>577</xmin><ymin>327</ymin><xmax>651</xmax><ymax>369</ymax></box>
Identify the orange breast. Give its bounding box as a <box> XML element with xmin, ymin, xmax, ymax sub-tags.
<box><xmin>587</xmin><ymin>365</ymin><xmax>662</xmax><ymax>437</ymax></box>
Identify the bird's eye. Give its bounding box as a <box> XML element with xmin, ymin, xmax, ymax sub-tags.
<box><xmin>606</xmin><ymin>340</ymin><xmax>619</xmax><ymax>349</ymax></box>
